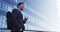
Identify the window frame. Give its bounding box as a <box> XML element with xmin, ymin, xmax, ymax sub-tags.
<box><xmin>0</xmin><ymin>1</ymin><xmax>2</xmax><ymax>9</ymax></box>
<box><xmin>7</xmin><ymin>4</ymin><xmax>12</xmax><ymax>12</ymax></box>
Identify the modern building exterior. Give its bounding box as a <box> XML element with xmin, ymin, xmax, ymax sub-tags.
<box><xmin>0</xmin><ymin>0</ymin><xmax>60</xmax><ymax>32</ymax></box>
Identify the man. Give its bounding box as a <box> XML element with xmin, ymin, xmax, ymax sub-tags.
<box><xmin>12</xmin><ymin>2</ymin><xmax>28</xmax><ymax>32</ymax></box>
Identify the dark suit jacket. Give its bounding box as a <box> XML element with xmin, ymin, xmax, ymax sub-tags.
<box><xmin>12</xmin><ymin>9</ymin><xmax>26</xmax><ymax>30</ymax></box>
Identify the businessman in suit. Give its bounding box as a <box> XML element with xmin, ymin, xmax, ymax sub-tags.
<box><xmin>12</xmin><ymin>2</ymin><xmax>28</xmax><ymax>32</ymax></box>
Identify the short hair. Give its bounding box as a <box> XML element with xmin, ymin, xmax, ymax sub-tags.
<box><xmin>17</xmin><ymin>2</ymin><xmax>24</xmax><ymax>8</ymax></box>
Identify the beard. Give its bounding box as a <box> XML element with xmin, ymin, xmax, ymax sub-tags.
<box><xmin>20</xmin><ymin>8</ymin><xmax>24</xmax><ymax>10</ymax></box>
<box><xmin>21</xmin><ymin>8</ymin><xmax>23</xmax><ymax>10</ymax></box>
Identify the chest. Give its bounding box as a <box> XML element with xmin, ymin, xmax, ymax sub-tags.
<box><xmin>17</xmin><ymin>11</ymin><xmax>23</xmax><ymax>19</ymax></box>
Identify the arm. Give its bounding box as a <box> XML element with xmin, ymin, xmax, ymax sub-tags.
<box><xmin>23</xmin><ymin>16</ymin><xmax>28</xmax><ymax>24</ymax></box>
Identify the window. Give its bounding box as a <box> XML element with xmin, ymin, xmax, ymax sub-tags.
<box><xmin>0</xmin><ymin>1</ymin><xmax>2</xmax><ymax>9</ymax></box>
<box><xmin>0</xmin><ymin>15</ymin><xmax>2</xmax><ymax>28</ymax></box>
<box><xmin>0</xmin><ymin>0</ymin><xmax>2</xmax><ymax>1</ymax></box>
<box><xmin>13</xmin><ymin>5</ymin><xmax>17</xmax><ymax>8</ymax></box>
<box><xmin>5</xmin><ymin>3</ymin><xmax>8</xmax><ymax>11</ymax></box>
<box><xmin>2</xmin><ymin>16</ymin><xmax>7</xmax><ymax>28</ymax></box>
<box><xmin>0</xmin><ymin>15</ymin><xmax>1</xmax><ymax>28</ymax></box>
<box><xmin>13</xmin><ymin>0</ymin><xmax>17</xmax><ymax>2</ymax></box>
<box><xmin>0</xmin><ymin>16</ymin><xmax>7</xmax><ymax>28</ymax></box>
<box><xmin>8</xmin><ymin>6</ymin><xmax>12</xmax><ymax>12</ymax></box>
<box><xmin>2</xmin><ymin>2</ymin><xmax>5</xmax><ymax>10</ymax></box>
<box><xmin>1</xmin><ymin>2</ymin><xmax>8</xmax><ymax>11</ymax></box>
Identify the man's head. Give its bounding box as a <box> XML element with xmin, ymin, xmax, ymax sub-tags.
<box><xmin>17</xmin><ymin>2</ymin><xmax>24</xmax><ymax>10</ymax></box>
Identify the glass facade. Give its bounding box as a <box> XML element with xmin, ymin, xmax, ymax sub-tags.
<box><xmin>0</xmin><ymin>0</ymin><xmax>60</xmax><ymax>32</ymax></box>
<box><xmin>0</xmin><ymin>0</ymin><xmax>42</xmax><ymax>30</ymax></box>
<box><xmin>0</xmin><ymin>1</ymin><xmax>1</xmax><ymax>8</ymax></box>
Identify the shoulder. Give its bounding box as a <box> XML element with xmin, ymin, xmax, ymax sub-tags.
<box><xmin>12</xmin><ymin>9</ymin><xmax>18</xmax><ymax>11</ymax></box>
<box><xmin>12</xmin><ymin>9</ymin><xmax>18</xmax><ymax>13</ymax></box>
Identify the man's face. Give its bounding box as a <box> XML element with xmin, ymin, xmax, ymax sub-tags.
<box><xmin>19</xmin><ymin>4</ymin><xmax>24</xmax><ymax>10</ymax></box>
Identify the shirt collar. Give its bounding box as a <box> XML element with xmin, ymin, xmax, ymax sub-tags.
<box><xmin>17</xmin><ymin>8</ymin><xmax>23</xmax><ymax>13</ymax></box>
